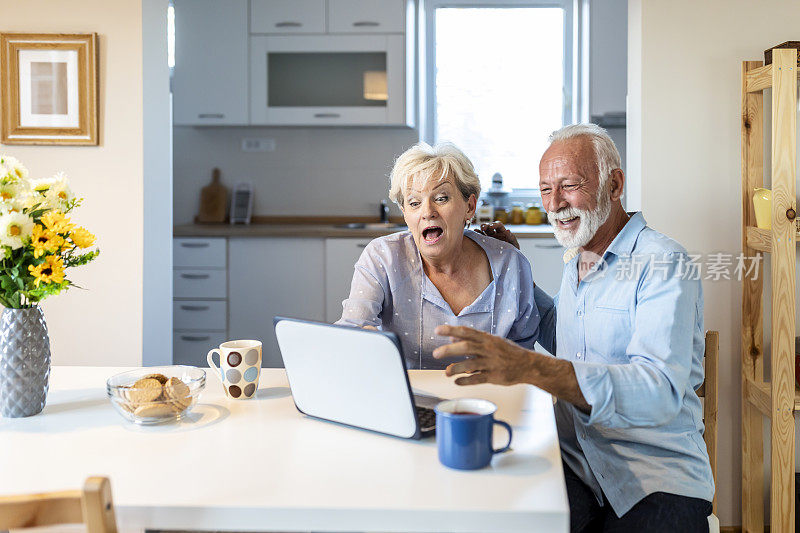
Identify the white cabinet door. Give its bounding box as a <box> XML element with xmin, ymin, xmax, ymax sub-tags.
<box><xmin>325</xmin><ymin>238</ymin><xmax>374</xmax><ymax>322</ymax></box>
<box><xmin>328</xmin><ymin>0</ymin><xmax>405</xmax><ymax>34</ymax></box>
<box><xmin>250</xmin><ymin>0</ymin><xmax>326</xmax><ymax>34</ymax></box>
<box><xmin>229</xmin><ymin>238</ymin><xmax>325</xmax><ymax>368</ymax></box>
<box><xmin>518</xmin><ymin>238</ymin><xmax>565</xmax><ymax>298</ymax></box>
<box><xmin>172</xmin><ymin>0</ymin><xmax>248</xmax><ymax>125</ymax></box>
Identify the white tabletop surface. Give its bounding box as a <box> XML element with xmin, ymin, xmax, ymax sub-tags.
<box><xmin>0</xmin><ymin>367</ymin><xmax>567</xmax><ymax>532</ymax></box>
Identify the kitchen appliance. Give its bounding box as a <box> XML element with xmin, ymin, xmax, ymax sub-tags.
<box><xmin>230</xmin><ymin>182</ymin><xmax>253</xmax><ymax>225</ymax></box>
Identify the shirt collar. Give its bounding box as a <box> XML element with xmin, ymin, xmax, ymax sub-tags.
<box><xmin>603</xmin><ymin>212</ymin><xmax>647</xmax><ymax>258</ymax></box>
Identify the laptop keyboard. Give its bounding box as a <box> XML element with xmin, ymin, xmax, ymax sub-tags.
<box><xmin>416</xmin><ymin>405</ymin><xmax>436</xmax><ymax>431</ymax></box>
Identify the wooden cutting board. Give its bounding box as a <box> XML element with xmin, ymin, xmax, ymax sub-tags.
<box><xmin>195</xmin><ymin>168</ymin><xmax>228</xmax><ymax>223</ymax></box>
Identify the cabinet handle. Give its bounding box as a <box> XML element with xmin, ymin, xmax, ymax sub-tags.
<box><xmin>180</xmin><ymin>305</ymin><xmax>210</xmax><ymax>311</ymax></box>
<box><xmin>534</xmin><ymin>243</ymin><xmax>563</xmax><ymax>249</ymax></box>
<box><xmin>180</xmin><ymin>242</ymin><xmax>210</xmax><ymax>248</ymax></box>
<box><xmin>275</xmin><ymin>21</ymin><xmax>302</xmax><ymax>27</ymax></box>
<box><xmin>314</xmin><ymin>113</ymin><xmax>341</xmax><ymax>118</ymax></box>
<box><xmin>180</xmin><ymin>335</ymin><xmax>211</xmax><ymax>342</ymax></box>
<box><xmin>198</xmin><ymin>113</ymin><xmax>224</xmax><ymax>119</ymax></box>
<box><xmin>180</xmin><ymin>273</ymin><xmax>210</xmax><ymax>280</ymax></box>
<box><xmin>353</xmin><ymin>21</ymin><xmax>380</xmax><ymax>27</ymax></box>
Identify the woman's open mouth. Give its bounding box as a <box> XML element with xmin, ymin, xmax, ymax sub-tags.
<box><xmin>422</xmin><ymin>226</ymin><xmax>444</xmax><ymax>244</ymax></box>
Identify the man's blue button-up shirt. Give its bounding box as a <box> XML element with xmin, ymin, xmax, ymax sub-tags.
<box><xmin>535</xmin><ymin>212</ymin><xmax>714</xmax><ymax>516</ymax></box>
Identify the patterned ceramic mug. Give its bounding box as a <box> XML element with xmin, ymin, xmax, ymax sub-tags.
<box><xmin>207</xmin><ymin>340</ymin><xmax>262</xmax><ymax>399</ymax></box>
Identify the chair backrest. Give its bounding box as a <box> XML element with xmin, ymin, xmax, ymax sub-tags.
<box><xmin>695</xmin><ymin>330</ymin><xmax>718</xmax><ymax>516</ymax></box>
<box><xmin>0</xmin><ymin>476</ymin><xmax>117</xmax><ymax>533</ymax></box>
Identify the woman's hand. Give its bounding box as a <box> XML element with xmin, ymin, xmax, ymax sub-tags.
<box><xmin>475</xmin><ymin>222</ymin><xmax>520</xmax><ymax>250</ymax></box>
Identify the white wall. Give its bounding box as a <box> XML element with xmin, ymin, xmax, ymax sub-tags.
<box><xmin>629</xmin><ymin>0</ymin><xmax>800</xmax><ymax>526</ymax></box>
<box><xmin>2</xmin><ymin>0</ymin><xmax>145</xmax><ymax>366</ymax></box>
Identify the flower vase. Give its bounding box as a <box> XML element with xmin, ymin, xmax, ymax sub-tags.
<box><xmin>0</xmin><ymin>306</ymin><xmax>51</xmax><ymax>417</ymax></box>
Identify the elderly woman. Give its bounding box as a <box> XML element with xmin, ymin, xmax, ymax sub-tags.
<box><xmin>336</xmin><ymin>142</ymin><xmax>542</xmax><ymax>369</ymax></box>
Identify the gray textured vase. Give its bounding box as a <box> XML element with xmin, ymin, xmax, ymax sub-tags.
<box><xmin>0</xmin><ymin>306</ymin><xmax>51</xmax><ymax>418</ymax></box>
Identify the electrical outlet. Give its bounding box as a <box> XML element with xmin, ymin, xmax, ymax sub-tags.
<box><xmin>241</xmin><ymin>138</ymin><xmax>276</xmax><ymax>152</ymax></box>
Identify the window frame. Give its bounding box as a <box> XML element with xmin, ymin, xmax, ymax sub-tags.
<box><xmin>420</xmin><ymin>0</ymin><xmax>577</xmax><ymax>193</ymax></box>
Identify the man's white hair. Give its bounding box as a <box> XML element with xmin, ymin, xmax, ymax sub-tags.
<box><xmin>548</xmin><ymin>123</ymin><xmax>621</xmax><ymax>188</ymax></box>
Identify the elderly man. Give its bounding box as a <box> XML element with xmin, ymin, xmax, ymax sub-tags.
<box><xmin>434</xmin><ymin>124</ymin><xmax>714</xmax><ymax>532</ymax></box>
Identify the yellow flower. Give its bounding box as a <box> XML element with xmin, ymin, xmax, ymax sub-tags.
<box><xmin>40</xmin><ymin>210</ymin><xmax>73</xmax><ymax>234</ymax></box>
<box><xmin>28</xmin><ymin>255</ymin><xmax>65</xmax><ymax>287</ymax></box>
<box><xmin>31</xmin><ymin>224</ymin><xmax>64</xmax><ymax>258</ymax></box>
<box><xmin>69</xmin><ymin>226</ymin><xmax>95</xmax><ymax>248</ymax></box>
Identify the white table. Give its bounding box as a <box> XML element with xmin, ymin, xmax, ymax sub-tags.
<box><xmin>0</xmin><ymin>367</ymin><xmax>568</xmax><ymax>532</ymax></box>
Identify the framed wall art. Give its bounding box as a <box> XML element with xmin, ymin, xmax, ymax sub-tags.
<box><xmin>1</xmin><ymin>33</ymin><xmax>98</xmax><ymax>145</ymax></box>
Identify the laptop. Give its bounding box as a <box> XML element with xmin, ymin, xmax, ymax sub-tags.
<box><xmin>273</xmin><ymin>317</ymin><xmax>440</xmax><ymax>439</ymax></box>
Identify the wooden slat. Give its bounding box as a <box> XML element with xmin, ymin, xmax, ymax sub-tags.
<box><xmin>703</xmin><ymin>331</ymin><xmax>719</xmax><ymax>515</ymax></box>
<box><xmin>82</xmin><ymin>477</ymin><xmax>117</xmax><ymax>533</ymax></box>
<box><xmin>744</xmin><ymin>377</ymin><xmax>771</xmax><ymax>417</ymax></box>
<box><xmin>746</xmin><ymin>226</ymin><xmax>772</xmax><ymax>252</ymax></box>
<box><xmin>769</xmin><ymin>48</ymin><xmax>797</xmax><ymax>533</ymax></box>
<box><xmin>741</xmin><ymin>59</ymin><xmax>765</xmax><ymax>533</ymax></box>
<box><xmin>746</xmin><ymin>63</ymin><xmax>772</xmax><ymax>92</ymax></box>
<box><xmin>0</xmin><ymin>490</ymin><xmax>83</xmax><ymax>528</ymax></box>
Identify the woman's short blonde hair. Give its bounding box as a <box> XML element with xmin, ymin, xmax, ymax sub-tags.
<box><xmin>388</xmin><ymin>142</ymin><xmax>481</xmax><ymax>207</ymax></box>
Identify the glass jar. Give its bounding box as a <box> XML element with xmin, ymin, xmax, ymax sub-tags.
<box><xmin>494</xmin><ymin>207</ymin><xmax>508</xmax><ymax>224</ymax></box>
<box><xmin>525</xmin><ymin>204</ymin><xmax>543</xmax><ymax>225</ymax></box>
<box><xmin>510</xmin><ymin>203</ymin><xmax>524</xmax><ymax>225</ymax></box>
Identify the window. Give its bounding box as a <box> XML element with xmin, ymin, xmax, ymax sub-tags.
<box><xmin>422</xmin><ymin>0</ymin><xmax>575</xmax><ymax>192</ymax></box>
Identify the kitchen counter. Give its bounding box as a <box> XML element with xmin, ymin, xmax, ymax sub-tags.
<box><xmin>174</xmin><ymin>223</ymin><xmax>556</xmax><ymax>239</ymax></box>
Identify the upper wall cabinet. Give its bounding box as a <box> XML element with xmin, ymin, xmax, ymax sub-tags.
<box><xmin>250</xmin><ymin>0</ymin><xmax>326</xmax><ymax>34</ymax></box>
<box><xmin>328</xmin><ymin>0</ymin><xmax>406</xmax><ymax>34</ymax></box>
<box><xmin>173</xmin><ymin>0</ymin><xmax>414</xmax><ymax>127</ymax></box>
<box><xmin>172</xmin><ymin>0</ymin><xmax>249</xmax><ymax>126</ymax></box>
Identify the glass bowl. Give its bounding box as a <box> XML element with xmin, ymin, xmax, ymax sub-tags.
<box><xmin>106</xmin><ymin>366</ymin><xmax>205</xmax><ymax>425</ymax></box>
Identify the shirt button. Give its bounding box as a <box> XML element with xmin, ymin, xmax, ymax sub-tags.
<box><xmin>576</xmin><ymin>352</ymin><xmax>583</xmax><ymax>359</ymax></box>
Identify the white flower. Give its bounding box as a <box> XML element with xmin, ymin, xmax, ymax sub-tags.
<box><xmin>29</xmin><ymin>176</ymin><xmax>57</xmax><ymax>194</ymax></box>
<box><xmin>0</xmin><ymin>156</ymin><xmax>28</xmax><ymax>184</ymax></box>
<box><xmin>43</xmin><ymin>172</ymin><xmax>73</xmax><ymax>209</ymax></box>
<box><xmin>0</xmin><ymin>181</ymin><xmax>29</xmax><ymax>204</ymax></box>
<box><xmin>0</xmin><ymin>212</ymin><xmax>33</xmax><ymax>250</ymax></box>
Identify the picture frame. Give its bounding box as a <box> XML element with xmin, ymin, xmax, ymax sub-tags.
<box><xmin>1</xmin><ymin>33</ymin><xmax>99</xmax><ymax>145</ymax></box>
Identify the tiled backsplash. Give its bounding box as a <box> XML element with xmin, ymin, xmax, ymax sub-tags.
<box><xmin>173</xmin><ymin>126</ymin><xmax>418</xmax><ymax>224</ymax></box>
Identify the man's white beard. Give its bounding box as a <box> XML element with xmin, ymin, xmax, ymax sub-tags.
<box><xmin>547</xmin><ymin>182</ymin><xmax>612</xmax><ymax>249</ymax></box>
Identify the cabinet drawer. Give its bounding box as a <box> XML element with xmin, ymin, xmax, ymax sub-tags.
<box><xmin>174</xmin><ymin>300</ymin><xmax>227</xmax><ymax>330</ymax></box>
<box><xmin>328</xmin><ymin>0</ymin><xmax>405</xmax><ymax>34</ymax></box>
<box><xmin>250</xmin><ymin>0</ymin><xmax>326</xmax><ymax>34</ymax></box>
<box><xmin>174</xmin><ymin>238</ymin><xmax>226</xmax><ymax>268</ymax></box>
<box><xmin>173</xmin><ymin>330</ymin><xmax>227</xmax><ymax>366</ymax></box>
<box><xmin>174</xmin><ymin>269</ymin><xmax>227</xmax><ymax>299</ymax></box>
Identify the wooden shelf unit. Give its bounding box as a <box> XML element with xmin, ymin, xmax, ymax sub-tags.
<box><xmin>741</xmin><ymin>49</ymin><xmax>798</xmax><ymax>533</ymax></box>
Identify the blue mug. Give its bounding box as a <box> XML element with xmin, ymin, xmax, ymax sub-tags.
<box><xmin>435</xmin><ymin>398</ymin><xmax>512</xmax><ymax>470</ymax></box>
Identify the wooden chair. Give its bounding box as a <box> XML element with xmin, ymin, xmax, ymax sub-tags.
<box><xmin>696</xmin><ymin>330</ymin><xmax>719</xmax><ymax>533</ymax></box>
<box><xmin>0</xmin><ymin>476</ymin><xmax>117</xmax><ymax>533</ymax></box>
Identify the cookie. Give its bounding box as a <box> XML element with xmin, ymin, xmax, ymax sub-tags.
<box><xmin>128</xmin><ymin>377</ymin><xmax>163</xmax><ymax>403</ymax></box>
<box><xmin>141</xmin><ymin>373</ymin><xmax>168</xmax><ymax>385</ymax></box>
<box><xmin>164</xmin><ymin>377</ymin><xmax>192</xmax><ymax>411</ymax></box>
<box><xmin>134</xmin><ymin>403</ymin><xmax>174</xmax><ymax>418</ymax></box>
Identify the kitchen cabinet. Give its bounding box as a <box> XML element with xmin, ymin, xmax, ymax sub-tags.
<box><xmin>324</xmin><ymin>238</ymin><xmax>373</xmax><ymax>322</ymax></box>
<box><xmin>518</xmin><ymin>238</ymin><xmax>565</xmax><ymax>297</ymax></box>
<box><xmin>172</xmin><ymin>238</ymin><xmax>228</xmax><ymax>366</ymax></box>
<box><xmin>328</xmin><ymin>0</ymin><xmax>406</xmax><ymax>34</ymax></box>
<box><xmin>228</xmin><ymin>237</ymin><xmax>325</xmax><ymax>368</ymax></box>
<box><xmin>250</xmin><ymin>0</ymin><xmax>326</xmax><ymax>34</ymax></box>
<box><xmin>172</xmin><ymin>0</ymin><xmax>248</xmax><ymax>125</ymax></box>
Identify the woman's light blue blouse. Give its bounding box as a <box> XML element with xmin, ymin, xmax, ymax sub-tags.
<box><xmin>335</xmin><ymin>230</ymin><xmax>541</xmax><ymax>370</ymax></box>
